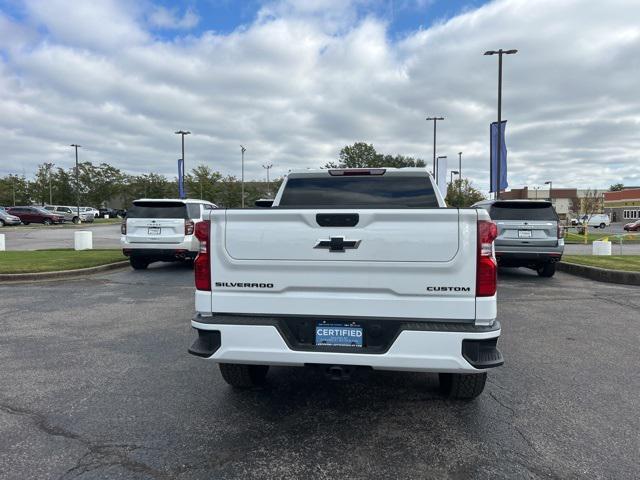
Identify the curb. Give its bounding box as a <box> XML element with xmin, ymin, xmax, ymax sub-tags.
<box><xmin>557</xmin><ymin>262</ymin><xmax>640</xmax><ymax>286</ymax></box>
<box><xmin>0</xmin><ymin>260</ymin><xmax>129</xmax><ymax>283</ymax></box>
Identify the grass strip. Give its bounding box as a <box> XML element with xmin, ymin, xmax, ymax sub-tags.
<box><xmin>562</xmin><ymin>255</ymin><xmax>640</xmax><ymax>272</ymax></box>
<box><xmin>0</xmin><ymin>249</ymin><xmax>126</xmax><ymax>274</ymax></box>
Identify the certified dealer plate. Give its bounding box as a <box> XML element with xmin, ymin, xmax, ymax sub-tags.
<box><xmin>148</xmin><ymin>227</ymin><xmax>161</xmax><ymax>235</ymax></box>
<box><xmin>315</xmin><ymin>323</ymin><xmax>363</xmax><ymax>347</ymax></box>
<box><xmin>518</xmin><ymin>230</ymin><xmax>532</xmax><ymax>238</ymax></box>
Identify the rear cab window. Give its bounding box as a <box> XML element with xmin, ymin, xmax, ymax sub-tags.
<box><xmin>278</xmin><ymin>173</ymin><xmax>439</xmax><ymax>208</ymax></box>
<box><xmin>489</xmin><ymin>202</ymin><xmax>558</xmax><ymax>221</ymax></box>
<box><xmin>127</xmin><ymin>201</ymin><xmax>201</xmax><ymax>219</ymax></box>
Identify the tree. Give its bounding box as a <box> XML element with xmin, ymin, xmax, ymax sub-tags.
<box><xmin>185</xmin><ymin>165</ymin><xmax>223</xmax><ymax>202</ymax></box>
<box><xmin>0</xmin><ymin>175</ymin><xmax>31</xmax><ymax>206</ymax></box>
<box><xmin>325</xmin><ymin>142</ymin><xmax>426</xmax><ymax>169</ymax></box>
<box><xmin>609</xmin><ymin>183</ymin><xmax>624</xmax><ymax>191</ymax></box>
<box><xmin>445</xmin><ymin>179</ymin><xmax>485</xmax><ymax>207</ymax></box>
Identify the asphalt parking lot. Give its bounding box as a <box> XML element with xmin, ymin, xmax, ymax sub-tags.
<box><xmin>1</xmin><ymin>224</ymin><xmax>121</xmax><ymax>251</ymax></box>
<box><xmin>1</xmin><ymin>265</ymin><xmax>639</xmax><ymax>479</ymax></box>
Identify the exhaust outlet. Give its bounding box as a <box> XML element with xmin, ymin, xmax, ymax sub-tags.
<box><xmin>326</xmin><ymin>365</ymin><xmax>351</xmax><ymax>381</ymax></box>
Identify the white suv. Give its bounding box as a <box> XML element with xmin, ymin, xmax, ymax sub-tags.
<box><xmin>121</xmin><ymin>199</ymin><xmax>216</xmax><ymax>269</ymax></box>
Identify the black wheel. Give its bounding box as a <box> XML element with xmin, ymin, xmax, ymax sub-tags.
<box><xmin>72</xmin><ymin>217</ymin><xmax>80</xmax><ymax>224</ymax></box>
<box><xmin>537</xmin><ymin>262</ymin><xmax>556</xmax><ymax>277</ymax></box>
<box><xmin>0</xmin><ymin>219</ymin><xmax>5</xmax><ymax>227</ymax></box>
<box><xmin>219</xmin><ymin>363</ymin><xmax>269</xmax><ymax>388</ymax></box>
<box><xmin>23</xmin><ymin>222</ymin><xmax>30</xmax><ymax>225</ymax></box>
<box><xmin>42</xmin><ymin>218</ymin><xmax>52</xmax><ymax>226</ymax></box>
<box><xmin>130</xmin><ymin>257</ymin><xmax>149</xmax><ymax>270</ymax></box>
<box><xmin>439</xmin><ymin>372</ymin><xmax>487</xmax><ymax>399</ymax></box>
<box><xmin>599</xmin><ymin>223</ymin><xmax>606</xmax><ymax>229</ymax></box>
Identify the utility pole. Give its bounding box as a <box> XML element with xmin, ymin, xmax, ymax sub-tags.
<box><xmin>484</xmin><ymin>48</ymin><xmax>517</xmax><ymax>199</ymax></box>
<box><xmin>262</xmin><ymin>162</ymin><xmax>273</xmax><ymax>195</ymax></box>
<box><xmin>426</xmin><ymin>116</ymin><xmax>445</xmax><ymax>177</ymax></box>
<box><xmin>240</xmin><ymin>145</ymin><xmax>246</xmax><ymax>208</ymax></box>
<box><xmin>451</xmin><ymin>170</ymin><xmax>459</xmax><ymax>186</ymax></box>
<box><xmin>70</xmin><ymin>144</ymin><xmax>81</xmax><ymax>220</ymax></box>
<box><xmin>175</xmin><ymin>130</ymin><xmax>191</xmax><ymax>198</ymax></box>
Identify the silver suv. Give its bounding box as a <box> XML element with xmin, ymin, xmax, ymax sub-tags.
<box><xmin>473</xmin><ymin>200</ymin><xmax>564</xmax><ymax>277</ymax></box>
<box><xmin>44</xmin><ymin>205</ymin><xmax>95</xmax><ymax>223</ymax></box>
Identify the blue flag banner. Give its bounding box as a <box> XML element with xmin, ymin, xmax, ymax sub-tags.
<box><xmin>178</xmin><ymin>158</ymin><xmax>185</xmax><ymax>198</ymax></box>
<box><xmin>490</xmin><ymin>120</ymin><xmax>508</xmax><ymax>193</ymax></box>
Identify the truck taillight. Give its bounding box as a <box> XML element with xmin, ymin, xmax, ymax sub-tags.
<box><xmin>194</xmin><ymin>220</ymin><xmax>211</xmax><ymax>291</ymax></box>
<box><xmin>185</xmin><ymin>219</ymin><xmax>195</xmax><ymax>235</ymax></box>
<box><xmin>477</xmin><ymin>220</ymin><xmax>497</xmax><ymax>297</ymax></box>
<box><xmin>121</xmin><ymin>220</ymin><xmax>127</xmax><ymax>235</ymax></box>
<box><xmin>557</xmin><ymin>224</ymin><xmax>564</xmax><ymax>239</ymax></box>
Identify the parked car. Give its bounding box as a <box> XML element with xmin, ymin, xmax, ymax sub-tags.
<box><xmin>0</xmin><ymin>207</ymin><xmax>22</xmax><ymax>226</ymax></box>
<box><xmin>98</xmin><ymin>207</ymin><xmax>119</xmax><ymax>218</ymax></box>
<box><xmin>121</xmin><ymin>198</ymin><xmax>216</xmax><ymax>269</ymax></box>
<box><xmin>6</xmin><ymin>206</ymin><xmax>65</xmax><ymax>225</ymax></box>
<box><xmin>623</xmin><ymin>219</ymin><xmax>640</xmax><ymax>232</ymax></box>
<box><xmin>570</xmin><ymin>214</ymin><xmax>610</xmax><ymax>228</ymax></box>
<box><xmin>44</xmin><ymin>205</ymin><xmax>94</xmax><ymax>223</ymax></box>
<box><xmin>81</xmin><ymin>206</ymin><xmax>100</xmax><ymax>218</ymax></box>
<box><xmin>189</xmin><ymin>168</ymin><xmax>502</xmax><ymax>399</ymax></box>
<box><xmin>473</xmin><ymin>199</ymin><xmax>563</xmax><ymax>277</ymax></box>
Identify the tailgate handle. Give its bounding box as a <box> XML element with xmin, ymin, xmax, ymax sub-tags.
<box><xmin>316</xmin><ymin>213</ymin><xmax>359</xmax><ymax>227</ymax></box>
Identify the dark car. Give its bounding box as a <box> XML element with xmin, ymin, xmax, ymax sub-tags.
<box><xmin>623</xmin><ymin>219</ymin><xmax>640</xmax><ymax>232</ymax></box>
<box><xmin>98</xmin><ymin>207</ymin><xmax>119</xmax><ymax>218</ymax></box>
<box><xmin>6</xmin><ymin>206</ymin><xmax>65</xmax><ymax>225</ymax></box>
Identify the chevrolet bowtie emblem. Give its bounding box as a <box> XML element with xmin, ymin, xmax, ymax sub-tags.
<box><xmin>314</xmin><ymin>236</ymin><xmax>361</xmax><ymax>252</ymax></box>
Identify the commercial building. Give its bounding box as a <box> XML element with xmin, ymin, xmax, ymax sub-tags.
<box><xmin>603</xmin><ymin>188</ymin><xmax>640</xmax><ymax>222</ymax></box>
<box><xmin>500</xmin><ymin>187</ymin><xmax>605</xmax><ymax>220</ymax></box>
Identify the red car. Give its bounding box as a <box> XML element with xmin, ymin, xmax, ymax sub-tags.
<box><xmin>623</xmin><ymin>219</ymin><xmax>640</xmax><ymax>231</ymax></box>
<box><xmin>6</xmin><ymin>206</ymin><xmax>65</xmax><ymax>225</ymax></box>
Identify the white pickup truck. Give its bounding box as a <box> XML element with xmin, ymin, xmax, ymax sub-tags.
<box><xmin>189</xmin><ymin>168</ymin><xmax>502</xmax><ymax>399</ymax></box>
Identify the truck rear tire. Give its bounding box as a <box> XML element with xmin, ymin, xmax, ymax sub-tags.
<box><xmin>219</xmin><ymin>363</ymin><xmax>269</xmax><ymax>388</ymax></box>
<box><xmin>536</xmin><ymin>262</ymin><xmax>556</xmax><ymax>277</ymax></box>
<box><xmin>439</xmin><ymin>372</ymin><xmax>487</xmax><ymax>399</ymax></box>
<box><xmin>130</xmin><ymin>257</ymin><xmax>149</xmax><ymax>270</ymax></box>
<box><xmin>599</xmin><ymin>223</ymin><xmax>606</xmax><ymax>229</ymax></box>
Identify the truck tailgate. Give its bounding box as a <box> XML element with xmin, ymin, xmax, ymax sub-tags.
<box><xmin>207</xmin><ymin>208</ymin><xmax>479</xmax><ymax>321</ymax></box>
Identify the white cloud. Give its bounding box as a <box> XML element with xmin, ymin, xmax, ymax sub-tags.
<box><xmin>148</xmin><ymin>6</ymin><xmax>199</xmax><ymax>30</ymax></box>
<box><xmin>1</xmin><ymin>0</ymin><xmax>639</xmax><ymax>191</ymax></box>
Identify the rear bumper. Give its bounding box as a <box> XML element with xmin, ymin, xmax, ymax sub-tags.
<box><xmin>121</xmin><ymin>236</ymin><xmax>197</xmax><ymax>260</ymax></box>
<box><xmin>190</xmin><ymin>314</ymin><xmax>502</xmax><ymax>373</ymax></box>
<box><xmin>495</xmin><ymin>245</ymin><xmax>563</xmax><ymax>266</ymax></box>
<box><xmin>122</xmin><ymin>248</ymin><xmax>196</xmax><ymax>260</ymax></box>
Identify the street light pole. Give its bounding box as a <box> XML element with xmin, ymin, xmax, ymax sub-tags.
<box><xmin>484</xmin><ymin>48</ymin><xmax>517</xmax><ymax>200</ymax></box>
<box><xmin>70</xmin><ymin>144</ymin><xmax>81</xmax><ymax>220</ymax></box>
<box><xmin>175</xmin><ymin>130</ymin><xmax>191</xmax><ymax>198</ymax></box>
<box><xmin>262</xmin><ymin>162</ymin><xmax>273</xmax><ymax>195</ymax></box>
<box><xmin>458</xmin><ymin>152</ymin><xmax>462</xmax><ymax>195</ymax></box>
<box><xmin>436</xmin><ymin>155</ymin><xmax>447</xmax><ymax>185</ymax></box>
<box><xmin>545</xmin><ymin>180</ymin><xmax>553</xmax><ymax>201</ymax></box>
<box><xmin>46</xmin><ymin>162</ymin><xmax>55</xmax><ymax>205</ymax></box>
<box><xmin>240</xmin><ymin>145</ymin><xmax>246</xmax><ymax>208</ymax></box>
<box><xmin>451</xmin><ymin>170</ymin><xmax>459</xmax><ymax>185</ymax></box>
<box><xmin>426</xmin><ymin>116</ymin><xmax>445</xmax><ymax>177</ymax></box>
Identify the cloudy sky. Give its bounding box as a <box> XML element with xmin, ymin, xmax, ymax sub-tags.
<box><xmin>1</xmin><ymin>0</ymin><xmax>639</xmax><ymax>191</ymax></box>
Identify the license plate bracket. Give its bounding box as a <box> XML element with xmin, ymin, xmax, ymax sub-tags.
<box><xmin>148</xmin><ymin>227</ymin><xmax>161</xmax><ymax>235</ymax></box>
<box><xmin>518</xmin><ymin>229</ymin><xmax>532</xmax><ymax>238</ymax></box>
<box><xmin>315</xmin><ymin>323</ymin><xmax>363</xmax><ymax>348</ymax></box>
